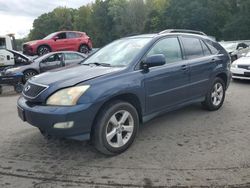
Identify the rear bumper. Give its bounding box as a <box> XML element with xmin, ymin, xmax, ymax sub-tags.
<box><xmin>17</xmin><ymin>97</ymin><xmax>97</xmax><ymax>140</ymax></box>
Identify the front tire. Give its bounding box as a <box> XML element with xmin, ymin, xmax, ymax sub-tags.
<box><xmin>37</xmin><ymin>45</ymin><xmax>51</xmax><ymax>56</ymax></box>
<box><xmin>14</xmin><ymin>83</ymin><xmax>23</xmax><ymax>93</ymax></box>
<box><xmin>92</xmin><ymin>101</ymin><xmax>139</xmax><ymax>155</ymax></box>
<box><xmin>202</xmin><ymin>77</ymin><xmax>226</xmax><ymax>111</ymax></box>
<box><xmin>23</xmin><ymin>70</ymin><xmax>38</xmax><ymax>82</ymax></box>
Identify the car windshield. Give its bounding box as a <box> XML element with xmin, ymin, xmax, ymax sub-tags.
<box><xmin>220</xmin><ymin>42</ymin><xmax>237</xmax><ymax>52</ymax></box>
<box><xmin>43</xmin><ymin>32</ymin><xmax>58</xmax><ymax>40</ymax></box>
<box><xmin>82</xmin><ymin>37</ymin><xmax>151</xmax><ymax>67</ymax></box>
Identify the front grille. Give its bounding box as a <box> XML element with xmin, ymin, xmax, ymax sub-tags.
<box><xmin>238</xmin><ymin>65</ymin><xmax>250</xmax><ymax>70</ymax></box>
<box><xmin>22</xmin><ymin>81</ymin><xmax>48</xmax><ymax>98</ymax></box>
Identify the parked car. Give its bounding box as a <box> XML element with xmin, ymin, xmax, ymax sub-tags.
<box><xmin>17</xmin><ymin>29</ymin><xmax>231</xmax><ymax>155</ymax></box>
<box><xmin>0</xmin><ymin>71</ymin><xmax>24</xmax><ymax>94</ymax></box>
<box><xmin>23</xmin><ymin>31</ymin><xmax>93</xmax><ymax>56</ymax></box>
<box><xmin>219</xmin><ymin>41</ymin><xmax>250</xmax><ymax>62</ymax></box>
<box><xmin>231</xmin><ymin>52</ymin><xmax>250</xmax><ymax>80</ymax></box>
<box><xmin>6</xmin><ymin>51</ymin><xmax>86</xmax><ymax>82</ymax></box>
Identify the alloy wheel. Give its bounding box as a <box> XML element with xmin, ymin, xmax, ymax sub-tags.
<box><xmin>211</xmin><ymin>82</ymin><xmax>224</xmax><ymax>106</ymax></box>
<box><xmin>106</xmin><ymin>110</ymin><xmax>134</xmax><ymax>148</ymax></box>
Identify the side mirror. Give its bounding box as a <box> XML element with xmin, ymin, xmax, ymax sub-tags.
<box><xmin>142</xmin><ymin>54</ymin><xmax>166</xmax><ymax>70</ymax></box>
<box><xmin>53</xmin><ymin>36</ymin><xmax>59</xmax><ymax>41</ymax></box>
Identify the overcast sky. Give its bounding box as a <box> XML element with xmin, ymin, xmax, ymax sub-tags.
<box><xmin>0</xmin><ymin>0</ymin><xmax>94</xmax><ymax>38</ymax></box>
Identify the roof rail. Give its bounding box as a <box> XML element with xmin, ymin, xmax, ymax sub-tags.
<box><xmin>159</xmin><ymin>29</ymin><xmax>207</xmax><ymax>36</ymax></box>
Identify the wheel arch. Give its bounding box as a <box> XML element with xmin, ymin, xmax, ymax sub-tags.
<box><xmin>216</xmin><ymin>72</ymin><xmax>228</xmax><ymax>87</ymax></box>
<box><xmin>90</xmin><ymin>93</ymin><xmax>143</xmax><ymax>136</ymax></box>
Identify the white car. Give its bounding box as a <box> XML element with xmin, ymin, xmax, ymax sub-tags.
<box><xmin>231</xmin><ymin>52</ymin><xmax>250</xmax><ymax>80</ymax></box>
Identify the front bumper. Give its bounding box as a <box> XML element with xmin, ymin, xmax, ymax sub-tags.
<box><xmin>23</xmin><ymin>45</ymin><xmax>36</xmax><ymax>56</ymax></box>
<box><xmin>231</xmin><ymin>67</ymin><xmax>250</xmax><ymax>80</ymax></box>
<box><xmin>17</xmin><ymin>97</ymin><xmax>97</xmax><ymax>140</ymax></box>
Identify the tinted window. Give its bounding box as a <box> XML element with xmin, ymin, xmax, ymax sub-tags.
<box><xmin>205</xmin><ymin>40</ymin><xmax>219</xmax><ymax>54</ymax></box>
<box><xmin>201</xmin><ymin>40</ymin><xmax>211</xmax><ymax>56</ymax></box>
<box><xmin>67</xmin><ymin>32</ymin><xmax>77</xmax><ymax>39</ymax></box>
<box><xmin>147</xmin><ymin>37</ymin><xmax>182</xmax><ymax>63</ymax></box>
<box><xmin>65</xmin><ymin>53</ymin><xmax>83</xmax><ymax>61</ymax></box>
<box><xmin>44</xmin><ymin>54</ymin><xmax>62</xmax><ymax>63</ymax></box>
<box><xmin>182</xmin><ymin>37</ymin><xmax>204</xmax><ymax>59</ymax></box>
<box><xmin>57</xmin><ymin>33</ymin><xmax>66</xmax><ymax>40</ymax></box>
<box><xmin>0</xmin><ymin>38</ymin><xmax>6</xmax><ymax>49</ymax></box>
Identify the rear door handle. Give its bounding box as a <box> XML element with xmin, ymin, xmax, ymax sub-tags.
<box><xmin>181</xmin><ymin>64</ymin><xmax>188</xmax><ymax>71</ymax></box>
<box><xmin>211</xmin><ymin>58</ymin><xmax>216</xmax><ymax>63</ymax></box>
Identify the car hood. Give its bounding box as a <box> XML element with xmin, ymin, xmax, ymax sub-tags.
<box><xmin>7</xmin><ymin>49</ymin><xmax>31</xmax><ymax>62</ymax></box>
<box><xmin>234</xmin><ymin>57</ymin><xmax>250</xmax><ymax>65</ymax></box>
<box><xmin>24</xmin><ymin>39</ymin><xmax>47</xmax><ymax>45</ymax></box>
<box><xmin>29</xmin><ymin>65</ymin><xmax>124</xmax><ymax>87</ymax></box>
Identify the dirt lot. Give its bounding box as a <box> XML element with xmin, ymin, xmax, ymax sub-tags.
<box><xmin>0</xmin><ymin>80</ymin><xmax>250</xmax><ymax>187</ymax></box>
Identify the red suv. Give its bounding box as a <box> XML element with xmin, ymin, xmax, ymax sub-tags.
<box><xmin>23</xmin><ymin>31</ymin><xmax>92</xmax><ymax>56</ymax></box>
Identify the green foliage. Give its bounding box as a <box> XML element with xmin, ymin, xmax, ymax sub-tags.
<box><xmin>29</xmin><ymin>7</ymin><xmax>75</xmax><ymax>40</ymax></box>
<box><xmin>26</xmin><ymin>0</ymin><xmax>250</xmax><ymax>47</ymax></box>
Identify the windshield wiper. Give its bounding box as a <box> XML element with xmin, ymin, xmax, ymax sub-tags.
<box><xmin>84</xmin><ymin>62</ymin><xmax>111</xmax><ymax>67</ymax></box>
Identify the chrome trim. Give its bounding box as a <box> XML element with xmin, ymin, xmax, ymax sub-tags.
<box><xmin>22</xmin><ymin>81</ymin><xmax>49</xmax><ymax>99</ymax></box>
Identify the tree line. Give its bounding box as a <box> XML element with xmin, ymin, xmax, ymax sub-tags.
<box><xmin>21</xmin><ymin>0</ymin><xmax>250</xmax><ymax>48</ymax></box>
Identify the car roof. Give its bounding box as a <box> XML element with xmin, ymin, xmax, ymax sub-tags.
<box><xmin>123</xmin><ymin>30</ymin><xmax>214</xmax><ymax>42</ymax></box>
<box><xmin>57</xmin><ymin>31</ymin><xmax>85</xmax><ymax>34</ymax></box>
<box><xmin>35</xmin><ymin>51</ymin><xmax>86</xmax><ymax>60</ymax></box>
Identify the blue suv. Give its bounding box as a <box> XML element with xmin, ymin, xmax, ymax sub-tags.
<box><xmin>17</xmin><ymin>29</ymin><xmax>231</xmax><ymax>155</ymax></box>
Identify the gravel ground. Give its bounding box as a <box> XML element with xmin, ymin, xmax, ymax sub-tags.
<box><xmin>0</xmin><ymin>80</ymin><xmax>250</xmax><ymax>188</ymax></box>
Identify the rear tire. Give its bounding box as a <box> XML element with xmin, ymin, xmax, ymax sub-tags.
<box><xmin>202</xmin><ymin>77</ymin><xmax>226</xmax><ymax>111</ymax></box>
<box><xmin>92</xmin><ymin>101</ymin><xmax>139</xmax><ymax>155</ymax></box>
<box><xmin>79</xmin><ymin>44</ymin><xmax>89</xmax><ymax>54</ymax></box>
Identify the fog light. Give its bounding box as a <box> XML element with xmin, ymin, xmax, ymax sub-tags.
<box><xmin>53</xmin><ymin>121</ymin><xmax>74</xmax><ymax>129</ymax></box>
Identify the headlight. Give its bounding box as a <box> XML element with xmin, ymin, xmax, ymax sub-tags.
<box><xmin>7</xmin><ymin>67</ymin><xmax>21</xmax><ymax>72</ymax></box>
<box><xmin>231</xmin><ymin>63</ymin><xmax>237</xmax><ymax>68</ymax></box>
<box><xmin>46</xmin><ymin>85</ymin><xmax>90</xmax><ymax>106</ymax></box>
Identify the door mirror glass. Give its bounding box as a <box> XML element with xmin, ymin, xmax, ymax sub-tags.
<box><xmin>143</xmin><ymin>54</ymin><xmax>166</xmax><ymax>69</ymax></box>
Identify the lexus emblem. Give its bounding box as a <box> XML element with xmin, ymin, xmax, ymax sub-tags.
<box><xmin>25</xmin><ymin>85</ymin><xmax>31</xmax><ymax>92</ymax></box>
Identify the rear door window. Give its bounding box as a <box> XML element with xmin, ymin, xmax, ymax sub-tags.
<box><xmin>181</xmin><ymin>37</ymin><xmax>204</xmax><ymax>59</ymax></box>
<box><xmin>65</xmin><ymin>53</ymin><xmax>83</xmax><ymax>61</ymax></box>
<box><xmin>66</xmin><ymin>32</ymin><xmax>77</xmax><ymax>39</ymax></box>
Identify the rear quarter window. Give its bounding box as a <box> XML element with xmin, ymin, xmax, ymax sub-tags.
<box><xmin>204</xmin><ymin>40</ymin><xmax>220</xmax><ymax>54</ymax></box>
